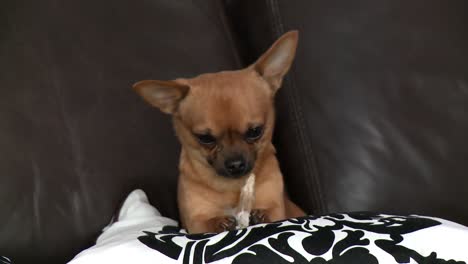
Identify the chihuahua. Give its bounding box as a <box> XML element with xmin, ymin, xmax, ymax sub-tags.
<box><xmin>133</xmin><ymin>31</ymin><xmax>306</xmax><ymax>233</ymax></box>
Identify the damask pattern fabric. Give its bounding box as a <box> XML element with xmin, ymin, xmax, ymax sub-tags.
<box><xmin>69</xmin><ymin>190</ymin><xmax>468</xmax><ymax>264</ymax></box>
<box><xmin>0</xmin><ymin>256</ymin><xmax>11</xmax><ymax>264</ymax></box>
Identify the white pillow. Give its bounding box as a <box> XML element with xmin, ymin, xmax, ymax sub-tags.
<box><xmin>69</xmin><ymin>189</ymin><xmax>179</xmax><ymax>263</ymax></box>
<box><xmin>69</xmin><ymin>189</ymin><xmax>468</xmax><ymax>264</ymax></box>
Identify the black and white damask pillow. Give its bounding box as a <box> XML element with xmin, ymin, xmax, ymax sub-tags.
<box><xmin>0</xmin><ymin>256</ymin><xmax>11</xmax><ymax>264</ymax></box>
<box><xmin>69</xmin><ymin>190</ymin><xmax>468</xmax><ymax>264</ymax></box>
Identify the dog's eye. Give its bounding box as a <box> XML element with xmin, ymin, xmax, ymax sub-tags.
<box><xmin>194</xmin><ymin>133</ymin><xmax>216</xmax><ymax>146</ymax></box>
<box><xmin>245</xmin><ymin>125</ymin><xmax>264</xmax><ymax>142</ymax></box>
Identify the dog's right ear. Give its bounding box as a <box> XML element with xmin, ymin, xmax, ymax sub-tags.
<box><xmin>132</xmin><ymin>80</ymin><xmax>189</xmax><ymax>114</ymax></box>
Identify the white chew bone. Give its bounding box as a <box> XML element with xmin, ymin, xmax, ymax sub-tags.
<box><xmin>235</xmin><ymin>173</ymin><xmax>255</xmax><ymax>229</ymax></box>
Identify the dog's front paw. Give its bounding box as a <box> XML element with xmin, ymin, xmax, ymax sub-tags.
<box><xmin>213</xmin><ymin>216</ymin><xmax>237</xmax><ymax>232</ymax></box>
<box><xmin>250</xmin><ymin>209</ymin><xmax>269</xmax><ymax>225</ymax></box>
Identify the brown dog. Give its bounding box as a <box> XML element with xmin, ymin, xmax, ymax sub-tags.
<box><xmin>133</xmin><ymin>31</ymin><xmax>305</xmax><ymax>233</ymax></box>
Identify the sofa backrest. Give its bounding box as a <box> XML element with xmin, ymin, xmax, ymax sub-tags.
<box><xmin>227</xmin><ymin>0</ymin><xmax>468</xmax><ymax>225</ymax></box>
<box><xmin>0</xmin><ymin>0</ymin><xmax>240</xmax><ymax>262</ymax></box>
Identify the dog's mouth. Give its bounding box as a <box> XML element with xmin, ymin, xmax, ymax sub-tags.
<box><xmin>207</xmin><ymin>151</ymin><xmax>257</xmax><ymax>179</ymax></box>
<box><xmin>215</xmin><ymin>162</ymin><xmax>253</xmax><ymax>179</ymax></box>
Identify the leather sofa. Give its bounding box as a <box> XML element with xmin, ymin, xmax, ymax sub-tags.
<box><xmin>1</xmin><ymin>0</ymin><xmax>467</xmax><ymax>263</ymax></box>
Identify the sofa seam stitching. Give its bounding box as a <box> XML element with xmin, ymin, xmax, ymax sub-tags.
<box><xmin>267</xmin><ymin>0</ymin><xmax>326</xmax><ymax>213</ymax></box>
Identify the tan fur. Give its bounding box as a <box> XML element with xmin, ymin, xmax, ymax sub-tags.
<box><xmin>133</xmin><ymin>31</ymin><xmax>306</xmax><ymax>233</ymax></box>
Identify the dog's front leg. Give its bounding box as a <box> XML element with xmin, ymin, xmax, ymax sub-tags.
<box><xmin>252</xmin><ymin>173</ymin><xmax>287</xmax><ymax>224</ymax></box>
<box><xmin>263</xmin><ymin>202</ymin><xmax>287</xmax><ymax>222</ymax></box>
<box><xmin>187</xmin><ymin>215</ymin><xmax>238</xmax><ymax>233</ymax></box>
<box><xmin>252</xmin><ymin>197</ymin><xmax>287</xmax><ymax>224</ymax></box>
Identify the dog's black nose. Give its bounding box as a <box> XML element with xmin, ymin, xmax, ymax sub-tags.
<box><xmin>225</xmin><ymin>156</ymin><xmax>247</xmax><ymax>176</ymax></box>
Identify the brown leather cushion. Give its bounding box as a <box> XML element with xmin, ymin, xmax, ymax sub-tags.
<box><xmin>0</xmin><ymin>0</ymin><xmax>240</xmax><ymax>263</ymax></box>
<box><xmin>227</xmin><ymin>0</ymin><xmax>468</xmax><ymax>225</ymax></box>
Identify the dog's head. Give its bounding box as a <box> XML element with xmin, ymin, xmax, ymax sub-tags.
<box><xmin>133</xmin><ymin>31</ymin><xmax>298</xmax><ymax>179</ymax></box>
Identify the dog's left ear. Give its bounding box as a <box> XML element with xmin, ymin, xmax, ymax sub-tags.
<box><xmin>132</xmin><ymin>80</ymin><xmax>189</xmax><ymax>114</ymax></box>
<box><xmin>253</xmin><ymin>30</ymin><xmax>299</xmax><ymax>93</ymax></box>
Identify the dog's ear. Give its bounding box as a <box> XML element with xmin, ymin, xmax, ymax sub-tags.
<box><xmin>132</xmin><ymin>80</ymin><xmax>189</xmax><ymax>114</ymax></box>
<box><xmin>253</xmin><ymin>30</ymin><xmax>298</xmax><ymax>92</ymax></box>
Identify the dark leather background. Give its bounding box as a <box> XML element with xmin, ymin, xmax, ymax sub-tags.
<box><xmin>0</xmin><ymin>0</ymin><xmax>239</xmax><ymax>263</ymax></box>
<box><xmin>226</xmin><ymin>0</ymin><xmax>468</xmax><ymax>224</ymax></box>
<box><xmin>1</xmin><ymin>0</ymin><xmax>468</xmax><ymax>263</ymax></box>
